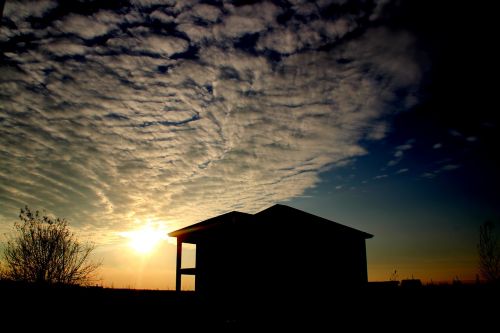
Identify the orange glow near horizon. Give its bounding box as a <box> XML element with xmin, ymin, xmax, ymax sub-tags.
<box><xmin>367</xmin><ymin>260</ymin><xmax>478</xmax><ymax>285</ymax></box>
<box><xmin>98</xmin><ymin>223</ymin><xmax>477</xmax><ymax>290</ymax></box>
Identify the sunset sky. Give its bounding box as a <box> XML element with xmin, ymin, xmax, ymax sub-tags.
<box><xmin>0</xmin><ymin>0</ymin><xmax>498</xmax><ymax>289</ymax></box>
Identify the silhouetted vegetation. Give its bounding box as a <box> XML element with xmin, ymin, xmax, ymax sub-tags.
<box><xmin>478</xmin><ymin>221</ymin><xmax>500</xmax><ymax>283</ymax></box>
<box><xmin>2</xmin><ymin>206</ymin><xmax>100</xmax><ymax>285</ymax></box>
<box><xmin>0</xmin><ymin>280</ymin><xmax>498</xmax><ymax>330</ymax></box>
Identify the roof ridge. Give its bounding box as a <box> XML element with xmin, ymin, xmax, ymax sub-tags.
<box><xmin>169</xmin><ymin>204</ymin><xmax>373</xmax><ymax>240</ymax></box>
<box><xmin>255</xmin><ymin>204</ymin><xmax>373</xmax><ymax>238</ymax></box>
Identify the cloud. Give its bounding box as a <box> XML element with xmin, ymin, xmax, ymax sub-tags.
<box><xmin>373</xmin><ymin>174</ymin><xmax>388</xmax><ymax>180</ymax></box>
<box><xmin>177</xmin><ymin>23</ymin><xmax>212</xmax><ymax>43</ymax></box>
<box><xmin>42</xmin><ymin>39</ymin><xmax>89</xmax><ymax>56</ymax></box>
<box><xmin>421</xmin><ymin>172</ymin><xmax>436</xmax><ymax>179</ymax></box>
<box><xmin>150</xmin><ymin>9</ymin><xmax>175</xmax><ymax>24</ymax></box>
<box><xmin>312</xmin><ymin>17</ymin><xmax>358</xmax><ymax>41</ymax></box>
<box><xmin>139</xmin><ymin>35</ymin><xmax>189</xmax><ymax>56</ymax></box>
<box><xmin>369</xmin><ymin>0</ymin><xmax>393</xmax><ymax>21</ymax></box>
<box><xmin>3</xmin><ymin>0</ymin><xmax>56</xmax><ymax>22</ymax></box>
<box><xmin>106</xmin><ymin>35</ymin><xmax>189</xmax><ymax>57</ymax></box>
<box><xmin>256</xmin><ymin>11</ymin><xmax>358</xmax><ymax>55</ymax></box>
<box><xmin>387</xmin><ymin>139</ymin><xmax>414</xmax><ymax>167</ymax></box>
<box><xmin>421</xmin><ymin>164</ymin><xmax>461</xmax><ymax>179</ymax></box>
<box><xmin>396</xmin><ymin>142</ymin><xmax>414</xmax><ymax>151</ymax></box>
<box><xmin>55</xmin><ymin>14</ymin><xmax>115</xmax><ymax>39</ymax></box>
<box><xmin>130</xmin><ymin>0</ymin><xmax>176</xmax><ymax>8</ymax></box>
<box><xmin>289</xmin><ymin>0</ymin><xmax>318</xmax><ymax>16</ymax></box>
<box><xmin>433</xmin><ymin>143</ymin><xmax>442</xmax><ymax>149</ymax></box>
<box><xmin>212</xmin><ymin>2</ymin><xmax>282</xmax><ymax>39</ymax></box>
<box><xmin>396</xmin><ymin>168</ymin><xmax>409</xmax><ymax>174</ymax></box>
<box><xmin>176</xmin><ymin>3</ymin><xmax>222</xmax><ymax>23</ymax></box>
<box><xmin>0</xmin><ymin>1</ymin><xmax>422</xmax><ymax>242</ymax></box>
<box><xmin>256</xmin><ymin>27</ymin><xmax>306</xmax><ymax>54</ymax></box>
<box><xmin>441</xmin><ymin>164</ymin><xmax>460</xmax><ymax>171</ymax></box>
<box><xmin>366</xmin><ymin>122</ymin><xmax>388</xmax><ymax>140</ymax></box>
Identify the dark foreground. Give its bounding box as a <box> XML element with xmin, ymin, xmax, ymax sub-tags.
<box><xmin>1</xmin><ymin>281</ymin><xmax>497</xmax><ymax>331</ymax></box>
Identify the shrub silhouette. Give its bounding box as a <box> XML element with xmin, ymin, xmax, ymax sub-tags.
<box><xmin>2</xmin><ymin>206</ymin><xmax>100</xmax><ymax>285</ymax></box>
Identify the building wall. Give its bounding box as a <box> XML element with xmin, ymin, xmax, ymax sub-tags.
<box><xmin>194</xmin><ymin>233</ymin><xmax>368</xmax><ymax>298</ymax></box>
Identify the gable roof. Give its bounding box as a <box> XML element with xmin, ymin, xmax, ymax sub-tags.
<box><xmin>168</xmin><ymin>211</ymin><xmax>252</xmax><ymax>241</ymax></box>
<box><xmin>168</xmin><ymin>204</ymin><xmax>373</xmax><ymax>242</ymax></box>
<box><xmin>256</xmin><ymin>204</ymin><xmax>373</xmax><ymax>239</ymax></box>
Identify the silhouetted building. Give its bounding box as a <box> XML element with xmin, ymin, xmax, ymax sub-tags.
<box><xmin>169</xmin><ymin>204</ymin><xmax>373</xmax><ymax>298</ymax></box>
<box><xmin>401</xmin><ymin>279</ymin><xmax>422</xmax><ymax>288</ymax></box>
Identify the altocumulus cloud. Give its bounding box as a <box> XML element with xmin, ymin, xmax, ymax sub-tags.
<box><xmin>0</xmin><ymin>0</ymin><xmax>421</xmax><ymax>241</ymax></box>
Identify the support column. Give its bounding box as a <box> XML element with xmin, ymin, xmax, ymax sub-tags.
<box><xmin>360</xmin><ymin>239</ymin><xmax>368</xmax><ymax>284</ymax></box>
<box><xmin>175</xmin><ymin>238</ymin><xmax>182</xmax><ymax>292</ymax></box>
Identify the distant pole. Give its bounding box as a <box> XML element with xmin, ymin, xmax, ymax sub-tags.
<box><xmin>176</xmin><ymin>239</ymin><xmax>182</xmax><ymax>292</ymax></box>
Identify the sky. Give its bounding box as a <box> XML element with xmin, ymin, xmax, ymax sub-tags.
<box><xmin>0</xmin><ymin>0</ymin><xmax>498</xmax><ymax>289</ymax></box>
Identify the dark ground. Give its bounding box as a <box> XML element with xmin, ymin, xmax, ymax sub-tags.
<box><xmin>0</xmin><ymin>281</ymin><xmax>497</xmax><ymax>331</ymax></box>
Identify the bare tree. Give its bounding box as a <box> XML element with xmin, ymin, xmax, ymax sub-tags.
<box><xmin>2</xmin><ymin>206</ymin><xmax>100</xmax><ymax>285</ymax></box>
<box><xmin>0</xmin><ymin>261</ymin><xmax>7</xmax><ymax>280</ymax></box>
<box><xmin>478</xmin><ymin>221</ymin><xmax>500</xmax><ymax>283</ymax></box>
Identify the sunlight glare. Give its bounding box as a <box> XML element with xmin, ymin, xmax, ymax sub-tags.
<box><xmin>122</xmin><ymin>225</ymin><xmax>166</xmax><ymax>255</ymax></box>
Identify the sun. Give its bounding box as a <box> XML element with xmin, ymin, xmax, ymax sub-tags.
<box><xmin>123</xmin><ymin>226</ymin><xmax>165</xmax><ymax>255</ymax></box>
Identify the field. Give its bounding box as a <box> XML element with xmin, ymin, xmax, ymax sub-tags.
<box><xmin>1</xmin><ymin>281</ymin><xmax>497</xmax><ymax>331</ymax></box>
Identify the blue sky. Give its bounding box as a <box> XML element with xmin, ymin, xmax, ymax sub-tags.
<box><xmin>288</xmin><ymin>119</ymin><xmax>498</xmax><ymax>281</ymax></box>
<box><xmin>0</xmin><ymin>0</ymin><xmax>498</xmax><ymax>287</ymax></box>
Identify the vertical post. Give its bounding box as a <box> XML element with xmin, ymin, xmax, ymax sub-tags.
<box><xmin>360</xmin><ymin>239</ymin><xmax>368</xmax><ymax>284</ymax></box>
<box><xmin>176</xmin><ymin>238</ymin><xmax>182</xmax><ymax>292</ymax></box>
